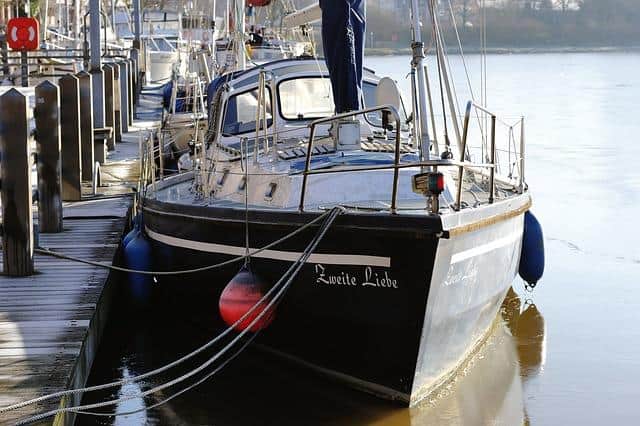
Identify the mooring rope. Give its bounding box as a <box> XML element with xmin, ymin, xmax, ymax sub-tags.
<box><xmin>4</xmin><ymin>209</ymin><xmax>336</xmax><ymax>414</ymax></box>
<box><xmin>33</xmin><ymin>208</ymin><xmax>334</xmax><ymax>275</ymax></box>
<box><xmin>14</xmin><ymin>207</ymin><xmax>342</xmax><ymax>425</ymax></box>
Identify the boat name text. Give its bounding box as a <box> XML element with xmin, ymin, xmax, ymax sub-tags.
<box><xmin>314</xmin><ymin>264</ymin><xmax>398</xmax><ymax>289</ymax></box>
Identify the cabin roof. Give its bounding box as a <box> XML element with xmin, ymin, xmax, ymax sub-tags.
<box><xmin>221</xmin><ymin>58</ymin><xmax>377</xmax><ymax>92</ymax></box>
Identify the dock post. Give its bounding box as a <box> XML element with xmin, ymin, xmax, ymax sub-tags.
<box><xmin>103</xmin><ymin>64</ymin><xmax>116</xmax><ymax>151</ymax></box>
<box><xmin>118</xmin><ymin>61</ymin><xmax>130</xmax><ymax>133</ymax></box>
<box><xmin>111</xmin><ymin>63</ymin><xmax>123</xmax><ymax>143</ymax></box>
<box><xmin>112</xmin><ymin>63</ymin><xmax>123</xmax><ymax>141</ymax></box>
<box><xmin>130</xmin><ymin>54</ymin><xmax>140</xmax><ymax>109</ymax></box>
<box><xmin>0</xmin><ymin>89</ymin><xmax>34</xmax><ymax>276</ymax></box>
<box><xmin>59</xmin><ymin>74</ymin><xmax>83</xmax><ymax>201</ymax></box>
<box><xmin>77</xmin><ymin>70</ymin><xmax>95</xmax><ymax>181</ymax></box>
<box><xmin>127</xmin><ymin>58</ymin><xmax>135</xmax><ymax>123</ymax></box>
<box><xmin>34</xmin><ymin>81</ymin><xmax>63</xmax><ymax>233</ymax></box>
<box><xmin>90</xmin><ymin>67</ymin><xmax>106</xmax><ymax>163</ymax></box>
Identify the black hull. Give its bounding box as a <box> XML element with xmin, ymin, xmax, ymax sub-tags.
<box><xmin>143</xmin><ymin>199</ymin><xmax>443</xmax><ymax>403</ymax></box>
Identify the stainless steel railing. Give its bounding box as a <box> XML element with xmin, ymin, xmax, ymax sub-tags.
<box><xmin>299</xmin><ymin>105</ymin><xmax>402</xmax><ymax>213</ymax></box>
<box><xmin>298</xmin><ymin>103</ymin><xmax>517</xmax><ymax>215</ymax></box>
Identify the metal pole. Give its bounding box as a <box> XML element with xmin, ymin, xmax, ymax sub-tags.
<box><xmin>74</xmin><ymin>0</ymin><xmax>80</xmax><ymax>41</ymax></box>
<box><xmin>519</xmin><ymin>116</ymin><xmax>525</xmax><ymax>194</ymax></box>
<box><xmin>409</xmin><ymin>67</ymin><xmax>419</xmax><ymax>148</ymax></box>
<box><xmin>111</xmin><ymin>0</ymin><xmax>115</xmax><ymax>31</ymax></box>
<box><xmin>89</xmin><ymin>0</ymin><xmax>105</xmax><ymax>132</ymax></box>
<box><xmin>409</xmin><ymin>0</ymin><xmax>431</xmax><ymax>161</ymax></box>
<box><xmin>89</xmin><ymin>0</ymin><xmax>101</xmax><ymax>70</ymax></box>
<box><xmin>430</xmin><ymin>10</ymin><xmax>463</xmax><ymax>152</ymax></box>
<box><xmin>132</xmin><ymin>0</ymin><xmax>141</xmax><ymax>47</ymax></box>
<box><xmin>489</xmin><ymin>115</ymin><xmax>496</xmax><ymax>204</ymax></box>
<box><xmin>424</xmin><ymin>65</ymin><xmax>439</xmax><ymax>155</ymax></box>
<box><xmin>235</xmin><ymin>0</ymin><xmax>246</xmax><ymax>70</ymax></box>
<box><xmin>456</xmin><ymin>102</ymin><xmax>472</xmax><ymax>211</ymax></box>
<box><xmin>20</xmin><ymin>50</ymin><xmax>28</xmax><ymax>87</ymax></box>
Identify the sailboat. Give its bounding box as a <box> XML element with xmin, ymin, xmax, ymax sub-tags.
<box><xmin>138</xmin><ymin>0</ymin><xmax>541</xmax><ymax>405</ymax></box>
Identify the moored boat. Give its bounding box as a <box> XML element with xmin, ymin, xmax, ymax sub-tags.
<box><xmin>139</xmin><ymin>0</ymin><xmax>539</xmax><ymax>406</ymax></box>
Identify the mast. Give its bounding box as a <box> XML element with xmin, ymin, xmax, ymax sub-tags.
<box><xmin>234</xmin><ymin>0</ymin><xmax>246</xmax><ymax>70</ymax></box>
<box><xmin>409</xmin><ymin>0</ymin><xmax>431</xmax><ymax>162</ymax></box>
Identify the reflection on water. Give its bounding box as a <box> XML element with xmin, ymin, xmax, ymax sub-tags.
<box><xmin>82</xmin><ymin>287</ymin><xmax>545</xmax><ymax>425</ymax></box>
<box><xmin>503</xmin><ymin>288</ymin><xmax>547</xmax><ymax>380</ymax></box>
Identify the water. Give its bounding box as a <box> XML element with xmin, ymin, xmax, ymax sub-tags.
<box><xmin>84</xmin><ymin>53</ymin><xmax>640</xmax><ymax>425</ymax></box>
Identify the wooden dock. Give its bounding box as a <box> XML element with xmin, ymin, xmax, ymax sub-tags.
<box><xmin>0</xmin><ymin>89</ymin><xmax>162</xmax><ymax>425</ymax></box>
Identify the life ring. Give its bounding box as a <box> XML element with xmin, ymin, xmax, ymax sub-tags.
<box><xmin>247</xmin><ymin>0</ymin><xmax>272</xmax><ymax>6</ymax></box>
<box><xmin>7</xmin><ymin>17</ymin><xmax>40</xmax><ymax>51</ymax></box>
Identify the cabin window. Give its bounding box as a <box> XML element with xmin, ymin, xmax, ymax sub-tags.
<box><xmin>222</xmin><ymin>88</ymin><xmax>273</xmax><ymax>135</ymax></box>
<box><xmin>363</xmin><ymin>82</ymin><xmax>383</xmax><ymax>127</ymax></box>
<box><xmin>278</xmin><ymin>77</ymin><xmax>334</xmax><ymax>120</ymax></box>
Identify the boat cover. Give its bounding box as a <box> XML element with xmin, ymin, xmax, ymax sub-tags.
<box><xmin>320</xmin><ymin>0</ymin><xmax>365</xmax><ymax>113</ymax></box>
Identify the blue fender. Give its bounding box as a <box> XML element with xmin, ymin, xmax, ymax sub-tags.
<box><xmin>124</xmin><ymin>231</ymin><xmax>154</xmax><ymax>302</ymax></box>
<box><xmin>122</xmin><ymin>213</ymin><xmax>142</xmax><ymax>248</ymax></box>
<box><xmin>519</xmin><ymin>211</ymin><xmax>545</xmax><ymax>286</ymax></box>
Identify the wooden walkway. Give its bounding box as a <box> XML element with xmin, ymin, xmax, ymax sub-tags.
<box><xmin>0</xmin><ymin>89</ymin><xmax>162</xmax><ymax>425</ymax></box>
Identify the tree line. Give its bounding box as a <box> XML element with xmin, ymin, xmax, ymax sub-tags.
<box><xmin>365</xmin><ymin>0</ymin><xmax>640</xmax><ymax>48</ymax></box>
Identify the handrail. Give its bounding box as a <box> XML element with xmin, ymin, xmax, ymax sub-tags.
<box><xmin>297</xmin><ymin>101</ymin><xmax>522</xmax><ymax>215</ymax></box>
<box><xmin>456</xmin><ymin>101</ymin><xmax>472</xmax><ymax>211</ymax></box>
<box><xmin>454</xmin><ymin>101</ymin><xmax>501</xmax><ymax>209</ymax></box>
<box><xmin>298</xmin><ymin>104</ymin><xmax>402</xmax><ymax>213</ymax></box>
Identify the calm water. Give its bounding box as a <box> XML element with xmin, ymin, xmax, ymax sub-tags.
<box><xmin>84</xmin><ymin>53</ymin><xmax>640</xmax><ymax>425</ymax></box>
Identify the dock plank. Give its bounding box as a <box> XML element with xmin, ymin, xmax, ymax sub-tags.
<box><xmin>0</xmin><ymin>86</ymin><xmax>161</xmax><ymax>425</ymax></box>
<box><xmin>0</xmin><ymin>198</ymin><xmax>127</xmax><ymax>425</ymax></box>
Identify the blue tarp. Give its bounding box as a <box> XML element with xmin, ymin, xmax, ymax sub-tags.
<box><xmin>320</xmin><ymin>0</ymin><xmax>366</xmax><ymax>114</ymax></box>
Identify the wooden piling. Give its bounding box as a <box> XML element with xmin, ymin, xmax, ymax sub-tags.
<box><xmin>90</xmin><ymin>68</ymin><xmax>107</xmax><ymax>165</ymax></box>
<box><xmin>129</xmin><ymin>56</ymin><xmax>139</xmax><ymax>116</ymax></box>
<box><xmin>34</xmin><ymin>81</ymin><xmax>63</xmax><ymax>233</ymax></box>
<box><xmin>118</xmin><ymin>61</ymin><xmax>130</xmax><ymax>133</ymax></box>
<box><xmin>0</xmin><ymin>89</ymin><xmax>34</xmax><ymax>276</ymax></box>
<box><xmin>77</xmin><ymin>70</ymin><xmax>95</xmax><ymax>181</ymax></box>
<box><xmin>103</xmin><ymin>64</ymin><xmax>116</xmax><ymax>151</ymax></box>
<box><xmin>128</xmin><ymin>59</ymin><xmax>135</xmax><ymax>124</ymax></box>
<box><xmin>112</xmin><ymin>63</ymin><xmax>123</xmax><ymax>143</ymax></box>
<box><xmin>59</xmin><ymin>74</ymin><xmax>83</xmax><ymax>201</ymax></box>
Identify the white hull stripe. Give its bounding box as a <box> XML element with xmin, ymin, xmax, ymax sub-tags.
<box><xmin>145</xmin><ymin>227</ymin><xmax>392</xmax><ymax>267</ymax></box>
<box><xmin>450</xmin><ymin>231</ymin><xmax>522</xmax><ymax>264</ymax></box>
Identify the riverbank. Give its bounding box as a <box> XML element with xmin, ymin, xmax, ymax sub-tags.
<box><xmin>364</xmin><ymin>45</ymin><xmax>640</xmax><ymax>56</ymax></box>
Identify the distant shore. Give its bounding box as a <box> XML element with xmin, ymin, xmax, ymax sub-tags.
<box><xmin>364</xmin><ymin>45</ymin><xmax>640</xmax><ymax>56</ymax></box>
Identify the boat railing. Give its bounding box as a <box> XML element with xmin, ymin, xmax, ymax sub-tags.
<box><xmin>298</xmin><ymin>104</ymin><xmax>503</xmax><ymax>215</ymax></box>
<box><xmin>460</xmin><ymin>101</ymin><xmax>526</xmax><ymax>199</ymax></box>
